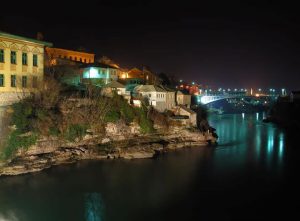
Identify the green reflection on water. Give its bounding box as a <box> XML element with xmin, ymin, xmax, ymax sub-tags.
<box><xmin>85</xmin><ymin>193</ymin><xmax>104</xmax><ymax>221</ymax></box>
<box><xmin>209</xmin><ymin>113</ymin><xmax>285</xmax><ymax>172</ymax></box>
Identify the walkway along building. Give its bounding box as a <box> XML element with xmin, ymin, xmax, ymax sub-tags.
<box><xmin>0</xmin><ymin>31</ymin><xmax>52</xmax><ymax>106</ymax></box>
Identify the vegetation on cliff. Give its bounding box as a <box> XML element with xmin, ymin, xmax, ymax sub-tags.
<box><xmin>0</xmin><ymin>78</ymin><xmax>156</xmax><ymax>160</ymax></box>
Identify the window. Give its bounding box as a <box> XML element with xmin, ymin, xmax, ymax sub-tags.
<box><xmin>11</xmin><ymin>51</ymin><xmax>17</xmax><ymax>64</ymax></box>
<box><xmin>11</xmin><ymin>75</ymin><xmax>16</xmax><ymax>87</ymax></box>
<box><xmin>0</xmin><ymin>49</ymin><xmax>4</xmax><ymax>63</ymax></box>
<box><xmin>22</xmin><ymin>76</ymin><xmax>27</xmax><ymax>88</ymax></box>
<box><xmin>33</xmin><ymin>54</ymin><xmax>38</xmax><ymax>66</ymax></box>
<box><xmin>0</xmin><ymin>74</ymin><xmax>4</xmax><ymax>86</ymax></box>
<box><xmin>22</xmin><ymin>52</ymin><xmax>28</xmax><ymax>65</ymax></box>
<box><xmin>32</xmin><ymin>76</ymin><xmax>38</xmax><ymax>88</ymax></box>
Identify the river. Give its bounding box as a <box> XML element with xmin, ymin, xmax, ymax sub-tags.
<box><xmin>0</xmin><ymin>113</ymin><xmax>299</xmax><ymax>221</ymax></box>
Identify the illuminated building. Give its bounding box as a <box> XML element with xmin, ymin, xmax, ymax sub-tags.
<box><xmin>0</xmin><ymin>31</ymin><xmax>52</xmax><ymax>105</ymax></box>
<box><xmin>45</xmin><ymin>47</ymin><xmax>94</xmax><ymax>66</ymax></box>
<box><xmin>80</xmin><ymin>62</ymin><xmax>119</xmax><ymax>86</ymax></box>
<box><xmin>134</xmin><ymin>85</ymin><xmax>174</xmax><ymax>112</ymax></box>
<box><xmin>126</xmin><ymin>67</ymin><xmax>160</xmax><ymax>85</ymax></box>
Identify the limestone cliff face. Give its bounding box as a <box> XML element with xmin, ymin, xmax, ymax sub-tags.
<box><xmin>0</xmin><ymin>122</ymin><xmax>217</xmax><ymax>176</ymax></box>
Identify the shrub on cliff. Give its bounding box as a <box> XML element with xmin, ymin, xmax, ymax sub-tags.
<box><xmin>135</xmin><ymin>107</ymin><xmax>154</xmax><ymax>133</ymax></box>
<box><xmin>0</xmin><ymin>101</ymin><xmax>38</xmax><ymax>160</ymax></box>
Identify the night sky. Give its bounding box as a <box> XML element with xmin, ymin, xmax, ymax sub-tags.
<box><xmin>1</xmin><ymin>1</ymin><xmax>300</xmax><ymax>90</ymax></box>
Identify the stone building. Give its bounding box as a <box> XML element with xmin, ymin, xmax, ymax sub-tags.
<box><xmin>0</xmin><ymin>31</ymin><xmax>52</xmax><ymax>106</ymax></box>
<box><xmin>173</xmin><ymin>105</ymin><xmax>197</xmax><ymax>127</ymax></box>
<box><xmin>134</xmin><ymin>85</ymin><xmax>175</xmax><ymax>112</ymax></box>
<box><xmin>176</xmin><ymin>90</ymin><xmax>192</xmax><ymax>108</ymax></box>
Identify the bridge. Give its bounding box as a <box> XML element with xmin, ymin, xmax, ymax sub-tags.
<box><xmin>197</xmin><ymin>92</ymin><xmax>275</xmax><ymax>105</ymax></box>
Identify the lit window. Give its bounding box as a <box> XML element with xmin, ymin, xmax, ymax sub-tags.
<box><xmin>0</xmin><ymin>74</ymin><xmax>4</xmax><ymax>87</ymax></box>
<box><xmin>0</xmin><ymin>49</ymin><xmax>4</xmax><ymax>63</ymax></box>
<box><xmin>22</xmin><ymin>53</ymin><xmax>28</xmax><ymax>65</ymax></box>
<box><xmin>33</xmin><ymin>54</ymin><xmax>38</xmax><ymax>66</ymax></box>
<box><xmin>11</xmin><ymin>51</ymin><xmax>17</xmax><ymax>64</ymax></box>
<box><xmin>11</xmin><ymin>75</ymin><xmax>16</xmax><ymax>87</ymax></box>
<box><xmin>22</xmin><ymin>76</ymin><xmax>27</xmax><ymax>88</ymax></box>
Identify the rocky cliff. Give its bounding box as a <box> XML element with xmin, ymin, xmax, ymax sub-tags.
<box><xmin>0</xmin><ymin>122</ymin><xmax>217</xmax><ymax>176</ymax></box>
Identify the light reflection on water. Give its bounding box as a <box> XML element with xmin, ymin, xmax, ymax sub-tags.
<box><xmin>84</xmin><ymin>193</ymin><xmax>104</xmax><ymax>221</ymax></box>
<box><xmin>209</xmin><ymin>112</ymin><xmax>285</xmax><ymax>172</ymax></box>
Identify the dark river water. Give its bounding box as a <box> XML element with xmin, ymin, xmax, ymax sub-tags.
<box><xmin>0</xmin><ymin>113</ymin><xmax>299</xmax><ymax>221</ymax></box>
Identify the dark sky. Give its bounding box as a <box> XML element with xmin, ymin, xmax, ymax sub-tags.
<box><xmin>1</xmin><ymin>1</ymin><xmax>300</xmax><ymax>90</ymax></box>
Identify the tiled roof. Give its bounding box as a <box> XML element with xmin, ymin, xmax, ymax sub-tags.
<box><xmin>80</xmin><ymin>62</ymin><xmax>117</xmax><ymax>69</ymax></box>
<box><xmin>134</xmin><ymin>85</ymin><xmax>166</xmax><ymax>92</ymax></box>
<box><xmin>104</xmin><ymin>81</ymin><xmax>125</xmax><ymax>88</ymax></box>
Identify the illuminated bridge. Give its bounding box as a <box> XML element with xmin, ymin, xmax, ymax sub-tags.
<box><xmin>197</xmin><ymin>92</ymin><xmax>274</xmax><ymax>105</ymax></box>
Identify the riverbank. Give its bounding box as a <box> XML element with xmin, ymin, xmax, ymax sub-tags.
<box><xmin>0</xmin><ymin>127</ymin><xmax>216</xmax><ymax>176</ymax></box>
<box><xmin>263</xmin><ymin>99</ymin><xmax>300</xmax><ymax>129</ymax></box>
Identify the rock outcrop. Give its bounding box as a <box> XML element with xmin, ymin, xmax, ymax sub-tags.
<box><xmin>0</xmin><ymin>123</ymin><xmax>217</xmax><ymax>176</ymax></box>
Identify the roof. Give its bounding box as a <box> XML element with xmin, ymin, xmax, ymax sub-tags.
<box><xmin>103</xmin><ymin>81</ymin><xmax>125</xmax><ymax>88</ymax></box>
<box><xmin>46</xmin><ymin>47</ymin><xmax>94</xmax><ymax>56</ymax></box>
<box><xmin>177</xmin><ymin>90</ymin><xmax>190</xmax><ymax>95</ymax></box>
<box><xmin>0</xmin><ymin>31</ymin><xmax>53</xmax><ymax>47</ymax></box>
<box><xmin>161</xmin><ymin>85</ymin><xmax>176</xmax><ymax>92</ymax></box>
<box><xmin>134</xmin><ymin>85</ymin><xmax>166</xmax><ymax>93</ymax></box>
<box><xmin>80</xmin><ymin>62</ymin><xmax>118</xmax><ymax>69</ymax></box>
<box><xmin>178</xmin><ymin>105</ymin><xmax>196</xmax><ymax>114</ymax></box>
